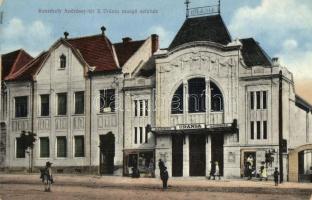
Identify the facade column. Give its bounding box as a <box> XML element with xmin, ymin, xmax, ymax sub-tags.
<box><xmin>205</xmin><ymin>78</ymin><xmax>210</xmax><ymax>125</ymax></box>
<box><xmin>183</xmin><ymin>135</ymin><xmax>189</xmax><ymax>177</ymax></box>
<box><xmin>206</xmin><ymin>134</ymin><xmax>212</xmax><ymax>176</ymax></box>
<box><xmin>183</xmin><ymin>80</ymin><xmax>188</xmax><ymax>123</ymax></box>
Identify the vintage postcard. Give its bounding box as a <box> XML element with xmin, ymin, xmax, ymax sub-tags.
<box><xmin>0</xmin><ymin>0</ymin><xmax>311</xmax><ymax>199</ymax></box>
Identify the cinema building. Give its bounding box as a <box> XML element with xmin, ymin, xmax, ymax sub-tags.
<box><xmin>1</xmin><ymin>8</ymin><xmax>312</xmax><ymax>182</ymax></box>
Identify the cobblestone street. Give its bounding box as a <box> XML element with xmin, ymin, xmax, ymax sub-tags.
<box><xmin>0</xmin><ymin>174</ymin><xmax>311</xmax><ymax>200</ymax></box>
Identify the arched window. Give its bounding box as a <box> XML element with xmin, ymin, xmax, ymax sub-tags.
<box><xmin>171</xmin><ymin>84</ymin><xmax>183</xmax><ymax>114</ymax></box>
<box><xmin>60</xmin><ymin>54</ymin><xmax>66</xmax><ymax>69</ymax></box>
<box><xmin>188</xmin><ymin>78</ymin><xmax>206</xmax><ymax>113</ymax></box>
<box><xmin>210</xmin><ymin>82</ymin><xmax>223</xmax><ymax>112</ymax></box>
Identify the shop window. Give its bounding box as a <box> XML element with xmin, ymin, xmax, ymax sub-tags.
<box><xmin>171</xmin><ymin>84</ymin><xmax>183</xmax><ymax>114</ymax></box>
<box><xmin>16</xmin><ymin>137</ymin><xmax>25</xmax><ymax>158</ymax></box>
<box><xmin>57</xmin><ymin>136</ymin><xmax>67</xmax><ymax>157</ymax></box>
<box><xmin>211</xmin><ymin>82</ymin><xmax>223</xmax><ymax>112</ymax></box>
<box><xmin>15</xmin><ymin>96</ymin><xmax>28</xmax><ymax>118</ymax></box>
<box><xmin>75</xmin><ymin>91</ymin><xmax>84</xmax><ymax>114</ymax></box>
<box><xmin>57</xmin><ymin>93</ymin><xmax>67</xmax><ymax>115</ymax></box>
<box><xmin>74</xmin><ymin>136</ymin><xmax>84</xmax><ymax>157</ymax></box>
<box><xmin>40</xmin><ymin>137</ymin><xmax>50</xmax><ymax>158</ymax></box>
<box><xmin>100</xmin><ymin>89</ymin><xmax>115</xmax><ymax>113</ymax></box>
<box><xmin>40</xmin><ymin>95</ymin><xmax>49</xmax><ymax>116</ymax></box>
<box><xmin>138</xmin><ymin>151</ymin><xmax>154</xmax><ymax>172</ymax></box>
<box><xmin>188</xmin><ymin>78</ymin><xmax>206</xmax><ymax>113</ymax></box>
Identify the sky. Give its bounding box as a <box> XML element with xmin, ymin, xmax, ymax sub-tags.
<box><xmin>0</xmin><ymin>0</ymin><xmax>312</xmax><ymax>101</ymax></box>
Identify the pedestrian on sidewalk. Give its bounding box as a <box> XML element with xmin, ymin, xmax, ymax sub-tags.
<box><xmin>214</xmin><ymin>161</ymin><xmax>221</xmax><ymax>180</ymax></box>
<box><xmin>274</xmin><ymin>167</ymin><xmax>279</xmax><ymax>186</ymax></box>
<box><xmin>158</xmin><ymin>159</ymin><xmax>169</xmax><ymax>189</ymax></box>
<box><xmin>208</xmin><ymin>161</ymin><xmax>216</xmax><ymax>180</ymax></box>
<box><xmin>40</xmin><ymin>161</ymin><xmax>53</xmax><ymax>192</ymax></box>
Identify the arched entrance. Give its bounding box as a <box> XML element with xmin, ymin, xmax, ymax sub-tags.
<box><xmin>288</xmin><ymin>144</ymin><xmax>312</xmax><ymax>182</ymax></box>
<box><xmin>99</xmin><ymin>132</ymin><xmax>115</xmax><ymax>175</ymax></box>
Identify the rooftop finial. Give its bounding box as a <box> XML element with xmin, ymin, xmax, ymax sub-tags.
<box><xmin>64</xmin><ymin>31</ymin><xmax>69</xmax><ymax>39</ymax></box>
<box><xmin>101</xmin><ymin>26</ymin><xmax>106</xmax><ymax>36</ymax></box>
<box><xmin>185</xmin><ymin>0</ymin><xmax>190</xmax><ymax>18</ymax></box>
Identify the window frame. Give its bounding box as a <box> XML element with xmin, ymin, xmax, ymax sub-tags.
<box><xmin>59</xmin><ymin>54</ymin><xmax>66</xmax><ymax>69</ymax></box>
<box><xmin>16</xmin><ymin>137</ymin><xmax>25</xmax><ymax>158</ymax></box>
<box><xmin>56</xmin><ymin>136</ymin><xmax>67</xmax><ymax>158</ymax></box>
<box><xmin>40</xmin><ymin>137</ymin><xmax>50</xmax><ymax>158</ymax></box>
<box><xmin>74</xmin><ymin>136</ymin><xmax>85</xmax><ymax>157</ymax></box>
<box><xmin>74</xmin><ymin>91</ymin><xmax>85</xmax><ymax>115</ymax></box>
<box><xmin>40</xmin><ymin>94</ymin><xmax>50</xmax><ymax>117</ymax></box>
<box><xmin>100</xmin><ymin>89</ymin><xmax>116</xmax><ymax>113</ymax></box>
<box><xmin>250</xmin><ymin>121</ymin><xmax>254</xmax><ymax>140</ymax></box>
<box><xmin>15</xmin><ymin>96</ymin><xmax>28</xmax><ymax>118</ymax></box>
<box><xmin>57</xmin><ymin>93</ymin><xmax>67</xmax><ymax>116</ymax></box>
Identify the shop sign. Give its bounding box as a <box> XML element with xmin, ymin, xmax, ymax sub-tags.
<box><xmin>176</xmin><ymin>124</ymin><xmax>205</xmax><ymax>130</ymax></box>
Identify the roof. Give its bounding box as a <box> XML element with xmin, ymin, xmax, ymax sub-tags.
<box><xmin>114</xmin><ymin>40</ymin><xmax>145</xmax><ymax>66</ymax></box>
<box><xmin>1</xmin><ymin>49</ymin><xmax>33</xmax><ymax>79</ymax></box>
<box><xmin>169</xmin><ymin>15</ymin><xmax>232</xmax><ymax>49</ymax></box>
<box><xmin>66</xmin><ymin>34</ymin><xmax>119</xmax><ymax>72</ymax></box>
<box><xmin>5</xmin><ymin>52</ymin><xmax>49</xmax><ymax>81</ymax></box>
<box><xmin>240</xmin><ymin>38</ymin><xmax>272</xmax><ymax>67</ymax></box>
<box><xmin>295</xmin><ymin>95</ymin><xmax>312</xmax><ymax>112</ymax></box>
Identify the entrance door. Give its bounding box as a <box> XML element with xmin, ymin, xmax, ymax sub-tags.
<box><xmin>211</xmin><ymin>134</ymin><xmax>224</xmax><ymax>175</ymax></box>
<box><xmin>100</xmin><ymin>132</ymin><xmax>115</xmax><ymax>175</ymax></box>
<box><xmin>189</xmin><ymin>134</ymin><xmax>206</xmax><ymax>176</ymax></box>
<box><xmin>172</xmin><ymin>135</ymin><xmax>183</xmax><ymax>177</ymax></box>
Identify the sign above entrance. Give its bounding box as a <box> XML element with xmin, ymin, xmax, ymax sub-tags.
<box><xmin>176</xmin><ymin>124</ymin><xmax>205</xmax><ymax>130</ymax></box>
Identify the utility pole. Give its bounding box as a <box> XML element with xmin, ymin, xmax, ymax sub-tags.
<box><xmin>278</xmin><ymin>70</ymin><xmax>284</xmax><ymax>183</ymax></box>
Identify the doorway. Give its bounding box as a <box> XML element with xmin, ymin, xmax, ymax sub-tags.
<box><xmin>172</xmin><ymin>134</ymin><xmax>183</xmax><ymax>177</ymax></box>
<box><xmin>211</xmin><ymin>134</ymin><xmax>224</xmax><ymax>176</ymax></box>
<box><xmin>99</xmin><ymin>132</ymin><xmax>115</xmax><ymax>175</ymax></box>
<box><xmin>189</xmin><ymin>134</ymin><xmax>206</xmax><ymax>176</ymax></box>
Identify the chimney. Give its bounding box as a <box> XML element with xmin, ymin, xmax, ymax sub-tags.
<box><xmin>122</xmin><ymin>37</ymin><xmax>132</xmax><ymax>44</ymax></box>
<box><xmin>151</xmin><ymin>34</ymin><xmax>159</xmax><ymax>54</ymax></box>
<box><xmin>64</xmin><ymin>31</ymin><xmax>69</xmax><ymax>39</ymax></box>
<box><xmin>101</xmin><ymin>26</ymin><xmax>106</xmax><ymax>36</ymax></box>
<box><xmin>272</xmin><ymin>57</ymin><xmax>279</xmax><ymax>66</ymax></box>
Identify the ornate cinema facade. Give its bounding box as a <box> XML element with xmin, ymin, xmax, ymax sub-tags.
<box><xmin>1</xmin><ymin>9</ymin><xmax>312</xmax><ymax>182</ymax></box>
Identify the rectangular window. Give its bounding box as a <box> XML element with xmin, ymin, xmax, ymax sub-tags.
<box><xmin>15</xmin><ymin>96</ymin><xmax>28</xmax><ymax>118</ymax></box>
<box><xmin>16</xmin><ymin>138</ymin><xmax>25</xmax><ymax>158</ymax></box>
<box><xmin>256</xmin><ymin>91</ymin><xmax>261</xmax><ymax>109</ymax></box>
<box><xmin>134</xmin><ymin>100</ymin><xmax>138</xmax><ymax>117</ymax></box>
<box><xmin>145</xmin><ymin>100</ymin><xmax>148</xmax><ymax>116</ymax></box>
<box><xmin>134</xmin><ymin>127</ymin><xmax>138</xmax><ymax>144</ymax></box>
<box><xmin>100</xmin><ymin>89</ymin><xmax>115</xmax><ymax>112</ymax></box>
<box><xmin>57</xmin><ymin>93</ymin><xmax>67</xmax><ymax>115</ymax></box>
<box><xmin>139</xmin><ymin>100</ymin><xmax>143</xmax><ymax>116</ymax></box>
<box><xmin>263</xmin><ymin>91</ymin><xmax>267</xmax><ymax>109</ymax></box>
<box><xmin>75</xmin><ymin>91</ymin><xmax>84</xmax><ymax>114</ymax></box>
<box><xmin>257</xmin><ymin>121</ymin><xmax>261</xmax><ymax>139</ymax></box>
<box><xmin>40</xmin><ymin>95</ymin><xmax>49</xmax><ymax>116</ymax></box>
<box><xmin>139</xmin><ymin>127</ymin><xmax>143</xmax><ymax>144</ymax></box>
<box><xmin>145</xmin><ymin>126</ymin><xmax>148</xmax><ymax>143</ymax></box>
<box><xmin>74</xmin><ymin>136</ymin><xmax>84</xmax><ymax>157</ymax></box>
<box><xmin>250</xmin><ymin>121</ymin><xmax>254</xmax><ymax>140</ymax></box>
<box><xmin>250</xmin><ymin>92</ymin><xmax>254</xmax><ymax>110</ymax></box>
<box><xmin>40</xmin><ymin>137</ymin><xmax>50</xmax><ymax>158</ymax></box>
<box><xmin>263</xmin><ymin>121</ymin><xmax>267</xmax><ymax>139</ymax></box>
<box><xmin>57</xmin><ymin>136</ymin><xmax>67</xmax><ymax>157</ymax></box>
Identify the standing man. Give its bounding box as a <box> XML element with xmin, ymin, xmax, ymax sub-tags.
<box><xmin>274</xmin><ymin>167</ymin><xmax>279</xmax><ymax>186</ymax></box>
<box><xmin>158</xmin><ymin>159</ymin><xmax>168</xmax><ymax>189</ymax></box>
<box><xmin>208</xmin><ymin>161</ymin><xmax>215</xmax><ymax>180</ymax></box>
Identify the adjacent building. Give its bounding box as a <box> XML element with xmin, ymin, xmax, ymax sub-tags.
<box><xmin>0</xmin><ymin>7</ymin><xmax>312</xmax><ymax>182</ymax></box>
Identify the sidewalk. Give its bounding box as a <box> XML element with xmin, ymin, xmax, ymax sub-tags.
<box><xmin>0</xmin><ymin>174</ymin><xmax>311</xmax><ymax>195</ymax></box>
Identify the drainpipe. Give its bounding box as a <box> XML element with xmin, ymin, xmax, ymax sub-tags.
<box><xmin>88</xmin><ymin>71</ymin><xmax>93</xmax><ymax>174</ymax></box>
<box><xmin>278</xmin><ymin>70</ymin><xmax>284</xmax><ymax>183</ymax></box>
<box><xmin>31</xmin><ymin>81</ymin><xmax>35</xmax><ymax>173</ymax></box>
<box><xmin>122</xmin><ymin>74</ymin><xmax>126</xmax><ymax>176</ymax></box>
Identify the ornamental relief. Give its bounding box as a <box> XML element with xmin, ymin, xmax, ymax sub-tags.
<box><xmin>159</xmin><ymin>52</ymin><xmax>237</xmax><ymax>77</ymax></box>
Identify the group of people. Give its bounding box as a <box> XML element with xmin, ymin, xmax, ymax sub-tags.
<box><xmin>208</xmin><ymin>161</ymin><xmax>221</xmax><ymax>180</ymax></box>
